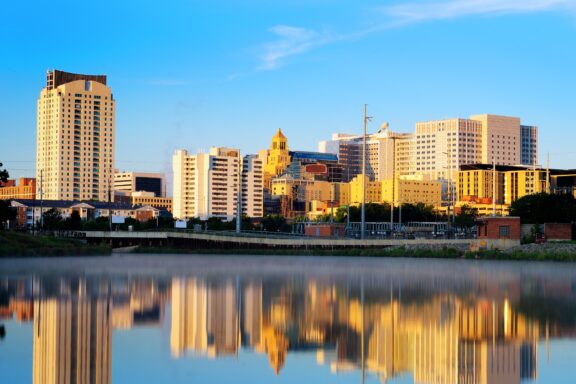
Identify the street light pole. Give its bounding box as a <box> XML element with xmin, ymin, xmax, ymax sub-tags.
<box><xmin>361</xmin><ymin>105</ymin><xmax>372</xmax><ymax>240</ymax></box>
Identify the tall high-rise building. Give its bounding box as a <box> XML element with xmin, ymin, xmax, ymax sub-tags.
<box><xmin>173</xmin><ymin>147</ymin><xmax>264</xmax><ymax>220</ymax></box>
<box><xmin>36</xmin><ymin>69</ymin><xmax>115</xmax><ymax>201</ymax></box>
<box><xmin>470</xmin><ymin>114</ymin><xmax>522</xmax><ymax>166</ymax></box>
<box><xmin>242</xmin><ymin>155</ymin><xmax>264</xmax><ymax>218</ymax></box>
<box><xmin>319</xmin><ymin>127</ymin><xmax>413</xmax><ymax>182</ymax></box>
<box><xmin>520</xmin><ymin>125</ymin><xmax>538</xmax><ymax>165</ymax></box>
<box><xmin>414</xmin><ymin>118</ymin><xmax>483</xmax><ymax>181</ymax></box>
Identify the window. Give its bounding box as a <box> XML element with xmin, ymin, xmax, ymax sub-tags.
<box><xmin>499</xmin><ymin>225</ymin><xmax>510</xmax><ymax>237</ymax></box>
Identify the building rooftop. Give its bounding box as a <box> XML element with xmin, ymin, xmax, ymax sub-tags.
<box><xmin>290</xmin><ymin>151</ymin><xmax>338</xmax><ymax>162</ymax></box>
<box><xmin>47</xmin><ymin>69</ymin><xmax>107</xmax><ymax>89</ymax></box>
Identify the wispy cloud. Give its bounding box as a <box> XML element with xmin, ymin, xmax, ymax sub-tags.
<box><xmin>383</xmin><ymin>0</ymin><xmax>574</xmax><ymax>25</ymax></box>
<box><xmin>259</xmin><ymin>0</ymin><xmax>573</xmax><ymax>70</ymax></box>
<box><xmin>259</xmin><ymin>25</ymin><xmax>340</xmax><ymax>70</ymax></box>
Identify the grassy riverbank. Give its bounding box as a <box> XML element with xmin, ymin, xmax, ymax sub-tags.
<box><xmin>0</xmin><ymin>232</ymin><xmax>111</xmax><ymax>257</ymax></box>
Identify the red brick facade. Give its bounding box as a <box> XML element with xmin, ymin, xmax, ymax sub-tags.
<box><xmin>544</xmin><ymin>223</ymin><xmax>572</xmax><ymax>241</ymax></box>
<box><xmin>477</xmin><ymin>217</ymin><xmax>521</xmax><ymax>240</ymax></box>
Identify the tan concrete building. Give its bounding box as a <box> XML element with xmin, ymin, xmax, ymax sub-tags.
<box><xmin>36</xmin><ymin>69</ymin><xmax>115</xmax><ymax>201</ymax></box>
<box><xmin>471</xmin><ymin>114</ymin><xmax>522</xmax><ymax>166</ymax></box>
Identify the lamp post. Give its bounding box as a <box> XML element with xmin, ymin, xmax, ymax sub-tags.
<box><xmin>361</xmin><ymin>105</ymin><xmax>372</xmax><ymax>240</ymax></box>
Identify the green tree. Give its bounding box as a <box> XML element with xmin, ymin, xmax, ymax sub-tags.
<box><xmin>454</xmin><ymin>204</ymin><xmax>478</xmax><ymax>228</ymax></box>
<box><xmin>509</xmin><ymin>193</ymin><xmax>576</xmax><ymax>224</ymax></box>
<box><xmin>0</xmin><ymin>162</ymin><xmax>9</xmax><ymax>184</ymax></box>
<box><xmin>63</xmin><ymin>211</ymin><xmax>82</xmax><ymax>230</ymax></box>
<box><xmin>0</xmin><ymin>200</ymin><xmax>16</xmax><ymax>229</ymax></box>
<box><xmin>260</xmin><ymin>214</ymin><xmax>289</xmax><ymax>232</ymax></box>
<box><xmin>42</xmin><ymin>208</ymin><xmax>63</xmax><ymax>230</ymax></box>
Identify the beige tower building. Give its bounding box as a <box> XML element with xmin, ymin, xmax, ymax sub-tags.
<box><xmin>471</xmin><ymin>114</ymin><xmax>521</xmax><ymax>165</ymax></box>
<box><xmin>242</xmin><ymin>155</ymin><xmax>264</xmax><ymax>217</ymax></box>
<box><xmin>173</xmin><ymin>147</ymin><xmax>264</xmax><ymax>220</ymax></box>
<box><xmin>36</xmin><ymin>69</ymin><xmax>115</xmax><ymax>201</ymax></box>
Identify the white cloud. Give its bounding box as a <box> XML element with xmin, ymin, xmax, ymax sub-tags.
<box><xmin>383</xmin><ymin>0</ymin><xmax>574</xmax><ymax>25</ymax></box>
<box><xmin>259</xmin><ymin>25</ymin><xmax>339</xmax><ymax>70</ymax></box>
<box><xmin>258</xmin><ymin>0</ymin><xmax>574</xmax><ymax>70</ymax></box>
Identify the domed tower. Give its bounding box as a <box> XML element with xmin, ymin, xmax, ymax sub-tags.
<box><xmin>264</xmin><ymin>128</ymin><xmax>291</xmax><ymax>188</ymax></box>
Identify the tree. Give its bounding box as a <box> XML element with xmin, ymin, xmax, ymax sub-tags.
<box><xmin>63</xmin><ymin>211</ymin><xmax>82</xmax><ymax>230</ymax></box>
<box><xmin>42</xmin><ymin>208</ymin><xmax>63</xmax><ymax>230</ymax></box>
<box><xmin>454</xmin><ymin>205</ymin><xmax>478</xmax><ymax>228</ymax></box>
<box><xmin>509</xmin><ymin>193</ymin><xmax>576</xmax><ymax>224</ymax></box>
<box><xmin>0</xmin><ymin>200</ymin><xmax>16</xmax><ymax>229</ymax></box>
<box><xmin>0</xmin><ymin>162</ymin><xmax>8</xmax><ymax>184</ymax></box>
<box><xmin>260</xmin><ymin>215</ymin><xmax>290</xmax><ymax>232</ymax></box>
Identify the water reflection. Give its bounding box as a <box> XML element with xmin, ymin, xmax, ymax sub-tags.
<box><xmin>1</xmin><ymin>258</ymin><xmax>576</xmax><ymax>383</ymax></box>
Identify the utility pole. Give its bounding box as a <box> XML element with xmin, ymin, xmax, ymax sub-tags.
<box><xmin>546</xmin><ymin>152</ymin><xmax>550</xmax><ymax>194</ymax></box>
<box><xmin>361</xmin><ymin>104</ymin><xmax>371</xmax><ymax>240</ymax></box>
<box><xmin>236</xmin><ymin>151</ymin><xmax>242</xmax><ymax>234</ymax></box>
<box><xmin>492</xmin><ymin>159</ymin><xmax>496</xmax><ymax>216</ymax></box>
<box><xmin>39</xmin><ymin>169</ymin><xmax>43</xmax><ymax>232</ymax></box>
<box><xmin>108</xmin><ymin>178</ymin><xmax>112</xmax><ymax>231</ymax></box>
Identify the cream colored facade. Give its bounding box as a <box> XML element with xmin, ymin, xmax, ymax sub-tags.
<box><xmin>36</xmin><ymin>70</ymin><xmax>115</xmax><ymax>201</ymax></box>
<box><xmin>172</xmin><ymin>147</ymin><xmax>240</xmax><ymax>220</ymax></box>
<box><xmin>381</xmin><ymin>177</ymin><xmax>442</xmax><ymax>207</ymax></box>
<box><xmin>173</xmin><ymin>148</ymin><xmax>264</xmax><ymax>220</ymax></box>
<box><xmin>471</xmin><ymin>114</ymin><xmax>521</xmax><ymax>165</ymax></box>
<box><xmin>242</xmin><ymin>155</ymin><xmax>264</xmax><ymax>217</ymax></box>
<box><xmin>415</xmin><ymin>118</ymin><xmax>482</xmax><ymax>181</ymax></box>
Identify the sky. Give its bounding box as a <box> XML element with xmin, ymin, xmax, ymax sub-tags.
<box><xmin>1</xmin><ymin>0</ymin><xmax>576</xmax><ymax>182</ymax></box>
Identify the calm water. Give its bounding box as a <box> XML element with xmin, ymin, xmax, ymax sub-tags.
<box><xmin>1</xmin><ymin>255</ymin><xmax>576</xmax><ymax>384</ymax></box>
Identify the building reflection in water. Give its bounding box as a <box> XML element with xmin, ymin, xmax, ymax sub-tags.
<box><xmin>32</xmin><ymin>278</ymin><xmax>111</xmax><ymax>384</ymax></box>
<box><xmin>3</xmin><ymin>267</ymin><xmax>575</xmax><ymax>383</ymax></box>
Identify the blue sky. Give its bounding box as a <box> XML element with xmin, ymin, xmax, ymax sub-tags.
<box><xmin>1</xmin><ymin>0</ymin><xmax>575</xmax><ymax>181</ymax></box>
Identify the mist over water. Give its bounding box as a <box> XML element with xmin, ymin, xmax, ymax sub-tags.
<box><xmin>1</xmin><ymin>255</ymin><xmax>576</xmax><ymax>383</ymax></box>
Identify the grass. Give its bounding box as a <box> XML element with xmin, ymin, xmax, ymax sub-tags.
<box><xmin>0</xmin><ymin>231</ymin><xmax>111</xmax><ymax>257</ymax></box>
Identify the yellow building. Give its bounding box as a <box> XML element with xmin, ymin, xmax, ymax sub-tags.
<box><xmin>349</xmin><ymin>174</ymin><xmax>381</xmax><ymax>205</ymax></box>
<box><xmin>381</xmin><ymin>176</ymin><xmax>442</xmax><ymax>207</ymax></box>
<box><xmin>263</xmin><ymin>129</ymin><xmax>291</xmax><ymax>188</ymax></box>
<box><xmin>36</xmin><ymin>69</ymin><xmax>115</xmax><ymax>201</ymax></box>
<box><xmin>456</xmin><ymin>164</ymin><xmax>550</xmax><ymax>215</ymax></box>
<box><xmin>131</xmin><ymin>192</ymin><xmax>172</xmax><ymax>212</ymax></box>
<box><xmin>504</xmin><ymin>169</ymin><xmax>546</xmax><ymax>205</ymax></box>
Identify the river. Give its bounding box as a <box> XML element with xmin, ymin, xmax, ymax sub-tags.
<box><xmin>1</xmin><ymin>255</ymin><xmax>575</xmax><ymax>383</ymax></box>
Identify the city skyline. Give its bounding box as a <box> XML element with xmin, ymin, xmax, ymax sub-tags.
<box><xmin>2</xmin><ymin>0</ymin><xmax>576</xmax><ymax>182</ymax></box>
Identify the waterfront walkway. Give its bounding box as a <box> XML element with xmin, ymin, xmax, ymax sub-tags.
<box><xmin>73</xmin><ymin>230</ymin><xmax>472</xmax><ymax>249</ymax></box>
